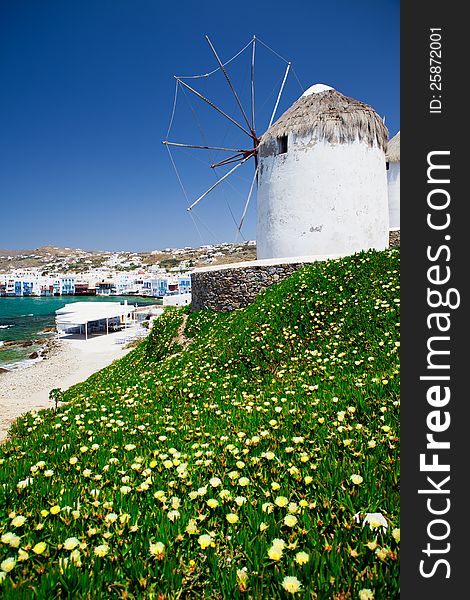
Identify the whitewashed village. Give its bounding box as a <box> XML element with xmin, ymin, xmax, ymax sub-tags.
<box><xmin>0</xmin><ymin>241</ymin><xmax>257</xmax><ymax>304</ymax></box>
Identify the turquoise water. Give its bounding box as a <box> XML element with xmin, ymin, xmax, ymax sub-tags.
<box><xmin>0</xmin><ymin>296</ymin><xmax>157</xmax><ymax>368</ymax></box>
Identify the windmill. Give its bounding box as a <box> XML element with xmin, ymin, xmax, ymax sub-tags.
<box><xmin>162</xmin><ymin>36</ymin><xmax>301</xmax><ymax>240</ymax></box>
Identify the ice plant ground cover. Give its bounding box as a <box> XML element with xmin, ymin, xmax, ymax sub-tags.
<box><xmin>0</xmin><ymin>249</ymin><xmax>400</xmax><ymax>599</ymax></box>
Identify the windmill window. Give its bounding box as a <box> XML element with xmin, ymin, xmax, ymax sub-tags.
<box><xmin>277</xmin><ymin>135</ymin><xmax>288</xmax><ymax>154</ymax></box>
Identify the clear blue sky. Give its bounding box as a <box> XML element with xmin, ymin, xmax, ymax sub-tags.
<box><xmin>0</xmin><ymin>0</ymin><xmax>399</xmax><ymax>252</ymax></box>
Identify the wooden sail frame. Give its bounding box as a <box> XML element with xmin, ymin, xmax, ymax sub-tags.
<box><xmin>163</xmin><ymin>35</ymin><xmax>299</xmax><ymax>233</ymax></box>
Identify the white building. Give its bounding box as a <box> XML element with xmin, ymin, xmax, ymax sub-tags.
<box><xmin>55</xmin><ymin>301</ymin><xmax>137</xmax><ymax>339</ymax></box>
<box><xmin>386</xmin><ymin>131</ymin><xmax>400</xmax><ymax>230</ymax></box>
<box><xmin>162</xmin><ymin>293</ymin><xmax>191</xmax><ymax>307</ymax></box>
<box><xmin>257</xmin><ymin>84</ymin><xmax>389</xmax><ymax>260</ymax></box>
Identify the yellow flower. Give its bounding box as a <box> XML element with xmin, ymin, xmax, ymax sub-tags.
<box><xmin>18</xmin><ymin>550</ymin><xmax>29</xmax><ymax>562</ymax></box>
<box><xmin>304</xmin><ymin>476</ymin><xmax>313</xmax><ymax>484</ymax></box>
<box><xmin>105</xmin><ymin>513</ymin><xmax>118</xmax><ymax>524</ymax></box>
<box><xmin>186</xmin><ymin>520</ymin><xmax>198</xmax><ymax>535</ymax></box>
<box><xmin>70</xmin><ymin>549</ymin><xmax>82</xmax><ymax>566</ymax></box>
<box><xmin>267</xmin><ymin>545</ymin><xmax>283</xmax><ymax>561</ymax></box>
<box><xmin>358</xmin><ymin>589</ymin><xmax>375</xmax><ymax>600</ymax></box>
<box><xmin>238</xmin><ymin>477</ymin><xmax>249</xmax><ymax>487</ymax></box>
<box><xmin>1</xmin><ymin>558</ymin><xmax>15</xmax><ymax>573</ymax></box>
<box><xmin>366</xmin><ymin>540</ymin><xmax>378</xmax><ymax>551</ymax></box>
<box><xmin>207</xmin><ymin>498</ymin><xmax>219</xmax><ymax>509</ymax></box>
<box><xmin>236</xmin><ymin>568</ymin><xmax>248</xmax><ymax>585</ymax></box>
<box><xmin>11</xmin><ymin>515</ymin><xmax>26</xmax><ymax>527</ymax></box>
<box><xmin>69</xmin><ymin>457</ymin><xmax>78</xmax><ymax>465</ymax></box>
<box><xmin>295</xmin><ymin>551</ymin><xmax>309</xmax><ymax>565</ymax></box>
<box><xmin>58</xmin><ymin>557</ymin><xmax>69</xmax><ymax>574</ymax></box>
<box><xmin>226</xmin><ymin>513</ymin><xmax>239</xmax><ymax>524</ymax></box>
<box><xmin>93</xmin><ymin>544</ymin><xmax>109</xmax><ymax>557</ymax></box>
<box><xmin>50</xmin><ymin>505</ymin><xmax>61</xmax><ymax>515</ymax></box>
<box><xmin>33</xmin><ymin>542</ymin><xmax>47</xmax><ymax>555</ymax></box>
<box><xmin>259</xmin><ymin>522</ymin><xmax>268</xmax><ymax>532</ymax></box>
<box><xmin>392</xmin><ymin>528</ymin><xmax>400</xmax><ymax>542</ymax></box>
<box><xmin>275</xmin><ymin>496</ymin><xmax>289</xmax><ymax>507</ymax></box>
<box><xmin>149</xmin><ymin>541</ymin><xmax>165</xmax><ymax>558</ymax></box>
<box><xmin>350</xmin><ymin>474</ymin><xmax>363</xmax><ymax>485</ymax></box>
<box><xmin>198</xmin><ymin>534</ymin><xmax>213</xmax><ymax>549</ymax></box>
<box><xmin>282</xmin><ymin>575</ymin><xmax>302</xmax><ymax>594</ymax></box>
<box><xmin>375</xmin><ymin>547</ymin><xmax>388</xmax><ymax>561</ymax></box>
<box><xmin>284</xmin><ymin>514</ymin><xmax>298</xmax><ymax>527</ymax></box>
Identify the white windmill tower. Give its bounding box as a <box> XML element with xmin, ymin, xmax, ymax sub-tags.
<box><xmin>257</xmin><ymin>84</ymin><xmax>390</xmax><ymax>259</ymax></box>
<box><xmin>386</xmin><ymin>131</ymin><xmax>400</xmax><ymax>230</ymax></box>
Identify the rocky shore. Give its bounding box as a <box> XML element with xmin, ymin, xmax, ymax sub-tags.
<box><xmin>0</xmin><ymin>335</ymin><xmax>59</xmax><ymax>363</ymax></box>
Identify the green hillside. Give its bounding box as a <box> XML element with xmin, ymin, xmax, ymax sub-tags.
<box><xmin>0</xmin><ymin>249</ymin><xmax>400</xmax><ymax>599</ymax></box>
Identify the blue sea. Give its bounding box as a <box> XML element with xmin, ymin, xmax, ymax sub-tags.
<box><xmin>0</xmin><ymin>296</ymin><xmax>157</xmax><ymax>369</ymax></box>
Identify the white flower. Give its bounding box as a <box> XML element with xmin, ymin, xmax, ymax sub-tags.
<box><xmin>149</xmin><ymin>541</ymin><xmax>165</xmax><ymax>557</ymax></box>
<box><xmin>362</xmin><ymin>512</ymin><xmax>388</xmax><ymax>532</ymax></box>
<box><xmin>1</xmin><ymin>557</ymin><xmax>16</xmax><ymax>573</ymax></box>
<box><xmin>63</xmin><ymin>537</ymin><xmax>80</xmax><ymax>551</ymax></box>
<box><xmin>11</xmin><ymin>515</ymin><xmax>26</xmax><ymax>528</ymax></box>
<box><xmin>282</xmin><ymin>575</ymin><xmax>302</xmax><ymax>594</ymax></box>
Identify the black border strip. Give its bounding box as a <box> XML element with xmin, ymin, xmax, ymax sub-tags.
<box><xmin>401</xmin><ymin>3</ymin><xmax>465</xmax><ymax>597</ymax></box>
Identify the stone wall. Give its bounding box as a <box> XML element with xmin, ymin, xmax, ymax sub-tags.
<box><xmin>191</xmin><ymin>262</ymin><xmax>311</xmax><ymax>312</ymax></box>
<box><xmin>389</xmin><ymin>230</ymin><xmax>400</xmax><ymax>247</ymax></box>
<box><xmin>191</xmin><ymin>231</ymin><xmax>400</xmax><ymax>313</ymax></box>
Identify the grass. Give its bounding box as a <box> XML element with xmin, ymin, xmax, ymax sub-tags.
<box><xmin>0</xmin><ymin>249</ymin><xmax>400</xmax><ymax>599</ymax></box>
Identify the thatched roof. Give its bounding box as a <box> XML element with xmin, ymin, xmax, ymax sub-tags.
<box><xmin>260</xmin><ymin>87</ymin><xmax>388</xmax><ymax>151</ymax></box>
<box><xmin>386</xmin><ymin>131</ymin><xmax>400</xmax><ymax>163</ymax></box>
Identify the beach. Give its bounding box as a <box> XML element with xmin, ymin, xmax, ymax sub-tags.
<box><xmin>0</xmin><ymin>326</ymin><xmax>142</xmax><ymax>443</ymax></box>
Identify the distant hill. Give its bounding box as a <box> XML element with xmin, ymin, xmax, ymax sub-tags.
<box><xmin>0</xmin><ymin>241</ymin><xmax>257</xmax><ymax>274</ymax></box>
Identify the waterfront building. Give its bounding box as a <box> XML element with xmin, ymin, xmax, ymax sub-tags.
<box><xmin>178</xmin><ymin>275</ymin><xmax>191</xmax><ymax>295</ymax></box>
<box><xmin>53</xmin><ymin>277</ymin><xmax>75</xmax><ymax>296</ymax></box>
